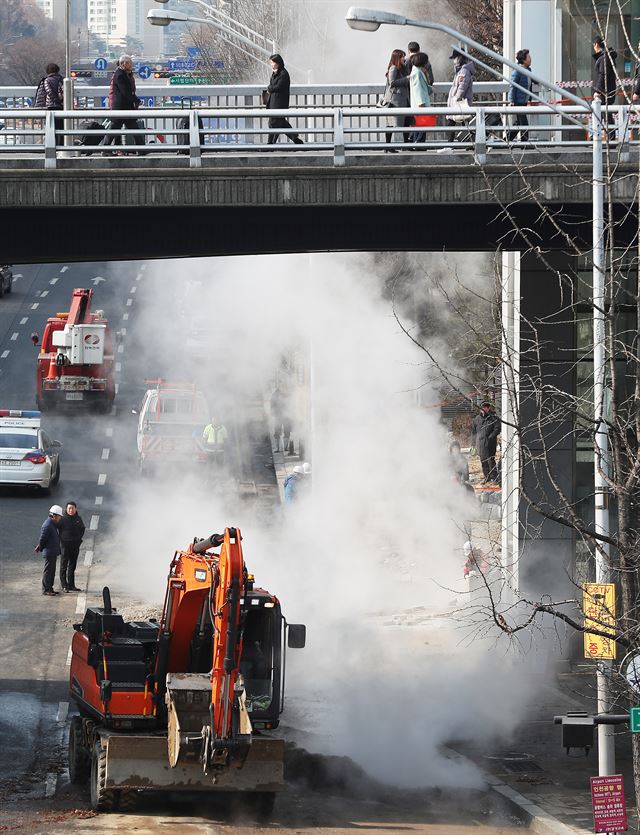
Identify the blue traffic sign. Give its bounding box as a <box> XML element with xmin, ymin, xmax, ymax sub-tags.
<box><xmin>137</xmin><ymin>65</ymin><xmax>152</xmax><ymax>80</ymax></box>
<box><xmin>169</xmin><ymin>59</ymin><xmax>197</xmax><ymax>71</ymax></box>
<box><xmin>94</xmin><ymin>57</ymin><xmax>108</xmax><ymax>71</ymax></box>
<box><xmin>187</xmin><ymin>47</ymin><xmax>201</xmax><ymax>58</ymax></box>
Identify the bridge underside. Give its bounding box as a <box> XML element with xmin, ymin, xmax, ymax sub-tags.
<box><xmin>0</xmin><ymin>204</ymin><xmax>636</xmax><ymax>263</ymax></box>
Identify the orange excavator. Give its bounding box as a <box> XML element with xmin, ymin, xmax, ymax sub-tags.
<box><xmin>32</xmin><ymin>287</ymin><xmax>115</xmax><ymax>412</ymax></box>
<box><xmin>68</xmin><ymin>527</ymin><xmax>305</xmax><ymax>816</ymax></box>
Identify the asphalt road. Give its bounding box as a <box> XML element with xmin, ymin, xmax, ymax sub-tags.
<box><xmin>0</xmin><ymin>260</ymin><xmax>527</xmax><ymax>834</ymax></box>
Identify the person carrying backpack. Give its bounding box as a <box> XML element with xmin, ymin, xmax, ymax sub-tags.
<box><xmin>34</xmin><ymin>63</ymin><xmax>64</xmax><ymax>146</ymax></box>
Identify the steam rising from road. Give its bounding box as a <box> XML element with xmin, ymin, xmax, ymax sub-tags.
<box><xmin>106</xmin><ymin>252</ymin><xmax>531</xmax><ymax>789</ymax></box>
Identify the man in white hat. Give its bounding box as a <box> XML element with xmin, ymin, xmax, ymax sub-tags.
<box><xmin>35</xmin><ymin>505</ymin><xmax>63</xmax><ymax>595</ymax></box>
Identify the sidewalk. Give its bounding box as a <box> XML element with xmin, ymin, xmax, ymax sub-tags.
<box><xmin>456</xmin><ymin>666</ymin><xmax>635</xmax><ymax>834</ymax></box>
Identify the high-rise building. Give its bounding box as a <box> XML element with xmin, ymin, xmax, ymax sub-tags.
<box><xmin>86</xmin><ymin>0</ymin><xmax>163</xmax><ymax>57</ymax></box>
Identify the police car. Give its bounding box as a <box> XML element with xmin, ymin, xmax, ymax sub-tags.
<box><xmin>0</xmin><ymin>410</ymin><xmax>62</xmax><ymax>491</ymax></box>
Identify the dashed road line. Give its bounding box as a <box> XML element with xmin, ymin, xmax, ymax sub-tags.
<box><xmin>1</xmin><ymin>350</ymin><xmax>10</xmax><ymax>359</ymax></box>
<box><xmin>101</xmin><ymin>448</ymin><xmax>110</xmax><ymax>460</ymax></box>
<box><xmin>120</xmin><ymin>327</ymin><xmax>127</xmax><ymax>336</ymax></box>
<box><xmin>140</xmin><ymin>264</ymin><xmax>147</xmax><ymax>272</ymax></box>
<box><xmin>31</xmin><ymin>303</ymin><xmax>39</xmax><ymax>310</ymax></box>
<box><xmin>95</xmin><ymin>496</ymin><xmax>103</xmax><ymax>506</ymax></box>
<box><xmin>10</xmin><ymin>332</ymin><xmax>18</xmax><ymax>341</ymax></box>
<box><xmin>66</xmin><ymin>645</ymin><xmax>73</xmax><ymax>665</ymax></box>
<box><xmin>19</xmin><ymin>317</ymin><xmax>28</xmax><ymax>324</ymax></box>
<box><xmin>49</xmin><ymin>277</ymin><xmax>59</xmax><ymax>285</ymax></box>
<box><xmin>13</xmin><ymin>273</ymin><xmax>23</xmax><ymax>280</ymax></box>
<box><xmin>75</xmin><ymin>594</ymin><xmax>87</xmax><ymax>615</ymax></box>
<box><xmin>122</xmin><ymin>313</ymin><xmax>129</xmax><ymax>321</ymax></box>
<box><xmin>40</xmin><ymin>290</ymin><xmax>49</xmax><ymax>298</ymax></box>
<box><xmin>117</xmin><ymin>344</ymin><xmax>124</xmax><ymax>353</ymax></box>
<box><xmin>60</xmin><ymin>266</ymin><xmax>68</xmax><ymax>273</ymax></box>
<box><xmin>56</xmin><ymin>701</ymin><xmax>69</xmax><ymax>723</ymax></box>
<box><xmin>105</xmin><ymin>426</ymin><xmax>113</xmax><ymax>437</ymax></box>
<box><xmin>115</xmin><ymin>362</ymin><xmax>121</xmax><ymax>372</ymax></box>
<box><xmin>90</xmin><ymin>515</ymin><xmax>100</xmax><ymax>531</ymax></box>
<box><xmin>115</xmin><ymin>383</ymin><xmax>119</xmax><ymax>394</ymax></box>
<box><xmin>84</xmin><ymin>549</ymin><xmax>94</xmax><ymax>567</ymax></box>
<box><xmin>126</xmin><ymin>298</ymin><xmax>133</xmax><ymax>307</ymax></box>
<box><xmin>98</xmin><ymin>473</ymin><xmax>107</xmax><ymax>485</ymax></box>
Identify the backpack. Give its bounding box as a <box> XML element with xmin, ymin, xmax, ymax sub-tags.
<box><xmin>34</xmin><ymin>78</ymin><xmax>47</xmax><ymax>108</ymax></box>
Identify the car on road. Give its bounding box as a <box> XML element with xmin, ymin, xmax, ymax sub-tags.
<box><xmin>0</xmin><ymin>265</ymin><xmax>13</xmax><ymax>297</ymax></box>
<box><xmin>0</xmin><ymin>410</ymin><xmax>62</xmax><ymax>492</ymax></box>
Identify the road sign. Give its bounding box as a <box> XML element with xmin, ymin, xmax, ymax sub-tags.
<box><xmin>169</xmin><ymin>60</ymin><xmax>197</xmax><ymax>71</ymax></box>
<box><xmin>187</xmin><ymin>47</ymin><xmax>201</xmax><ymax>57</ymax></box>
<box><xmin>169</xmin><ymin>76</ymin><xmax>212</xmax><ymax>85</ymax></box>
<box><xmin>138</xmin><ymin>65</ymin><xmax>152</xmax><ymax>80</ymax></box>
<box><xmin>583</xmin><ymin>583</ymin><xmax>616</xmax><ymax>659</ymax></box>
<box><xmin>94</xmin><ymin>57</ymin><xmax>108</xmax><ymax>71</ymax></box>
<box><xmin>590</xmin><ymin>775</ymin><xmax>627</xmax><ymax>833</ymax></box>
<box><xmin>630</xmin><ymin>707</ymin><xmax>640</xmax><ymax>733</ymax></box>
<box><xmin>93</xmin><ymin>71</ymin><xmax>108</xmax><ymax>78</ymax></box>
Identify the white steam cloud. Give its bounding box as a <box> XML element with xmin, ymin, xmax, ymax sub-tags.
<box><xmin>104</xmin><ymin>252</ymin><xmax>533</xmax><ymax>789</ymax></box>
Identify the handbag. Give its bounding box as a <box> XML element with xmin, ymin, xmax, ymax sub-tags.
<box><xmin>261</xmin><ymin>89</ymin><xmax>270</xmax><ymax>106</ymax></box>
<box><xmin>376</xmin><ymin>80</ymin><xmax>392</xmax><ymax>108</ymax></box>
<box><xmin>450</xmin><ymin>100</ymin><xmax>469</xmax><ymax>124</ymax></box>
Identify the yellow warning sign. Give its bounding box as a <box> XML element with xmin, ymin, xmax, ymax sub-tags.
<box><xmin>583</xmin><ymin>583</ymin><xmax>616</xmax><ymax>660</ymax></box>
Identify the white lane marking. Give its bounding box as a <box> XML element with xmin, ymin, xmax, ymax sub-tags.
<box><xmin>95</xmin><ymin>496</ymin><xmax>103</xmax><ymax>506</ymax></box>
<box><xmin>135</xmin><ymin>273</ymin><xmax>142</xmax><ymax>281</ymax></box>
<box><xmin>56</xmin><ymin>701</ymin><xmax>69</xmax><ymax>723</ymax></box>
<box><xmin>98</xmin><ymin>473</ymin><xmax>107</xmax><ymax>485</ymax></box>
<box><xmin>31</xmin><ymin>303</ymin><xmax>39</xmax><ymax>310</ymax></box>
<box><xmin>49</xmin><ymin>277</ymin><xmax>59</xmax><ymax>285</ymax></box>
<box><xmin>60</xmin><ymin>266</ymin><xmax>68</xmax><ymax>273</ymax></box>
<box><xmin>66</xmin><ymin>645</ymin><xmax>73</xmax><ymax>665</ymax></box>
<box><xmin>1</xmin><ymin>350</ymin><xmax>9</xmax><ymax>359</ymax></box>
<box><xmin>117</xmin><ymin>344</ymin><xmax>124</xmax><ymax>354</ymax></box>
<box><xmin>40</xmin><ymin>290</ymin><xmax>49</xmax><ymax>298</ymax></box>
<box><xmin>126</xmin><ymin>298</ymin><xmax>133</xmax><ymax>307</ymax></box>
<box><xmin>20</xmin><ymin>317</ymin><xmax>28</xmax><ymax>324</ymax></box>
<box><xmin>75</xmin><ymin>594</ymin><xmax>87</xmax><ymax>615</ymax></box>
<box><xmin>115</xmin><ymin>362</ymin><xmax>121</xmax><ymax>372</ymax></box>
<box><xmin>120</xmin><ymin>327</ymin><xmax>127</xmax><ymax>336</ymax></box>
<box><xmin>84</xmin><ymin>549</ymin><xmax>93</xmax><ymax>567</ymax></box>
<box><xmin>90</xmin><ymin>515</ymin><xmax>99</xmax><ymax>531</ymax></box>
<box><xmin>130</xmin><ymin>286</ymin><xmax>137</xmax><ymax>294</ymax></box>
<box><xmin>105</xmin><ymin>426</ymin><xmax>113</xmax><ymax>437</ymax></box>
<box><xmin>122</xmin><ymin>313</ymin><xmax>129</xmax><ymax>321</ymax></box>
<box><xmin>10</xmin><ymin>332</ymin><xmax>18</xmax><ymax>341</ymax></box>
<box><xmin>110</xmin><ymin>405</ymin><xmax>117</xmax><ymax>415</ymax></box>
<box><xmin>115</xmin><ymin>383</ymin><xmax>119</xmax><ymax>394</ymax></box>
<box><xmin>13</xmin><ymin>273</ymin><xmax>23</xmax><ymax>279</ymax></box>
<box><xmin>92</xmin><ymin>277</ymin><xmax>105</xmax><ymax>285</ymax></box>
<box><xmin>45</xmin><ymin>773</ymin><xmax>57</xmax><ymax>798</ymax></box>
<box><xmin>140</xmin><ymin>264</ymin><xmax>147</xmax><ymax>272</ymax></box>
<box><xmin>101</xmin><ymin>448</ymin><xmax>110</xmax><ymax>460</ymax></box>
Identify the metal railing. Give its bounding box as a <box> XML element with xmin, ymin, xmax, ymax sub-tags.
<box><xmin>0</xmin><ymin>98</ymin><xmax>635</xmax><ymax>169</ymax></box>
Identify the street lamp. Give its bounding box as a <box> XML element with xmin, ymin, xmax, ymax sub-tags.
<box><xmin>346</xmin><ymin>6</ymin><xmax>614</xmax><ymax>779</ymax></box>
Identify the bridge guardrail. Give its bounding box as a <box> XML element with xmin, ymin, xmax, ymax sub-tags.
<box><xmin>0</xmin><ymin>103</ymin><xmax>633</xmax><ymax>169</ymax></box>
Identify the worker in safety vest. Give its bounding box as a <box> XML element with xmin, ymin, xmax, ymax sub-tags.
<box><xmin>202</xmin><ymin>416</ymin><xmax>228</xmax><ymax>467</ymax></box>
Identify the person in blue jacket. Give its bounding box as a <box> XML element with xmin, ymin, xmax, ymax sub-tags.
<box><xmin>284</xmin><ymin>465</ymin><xmax>304</xmax><ymax>504</ymax></box>
<box><xmin>35</xmin><ymin>505</ymin><xmax>63</xmax><ymax>596</ymax></box>
<box><xmin>508</xmin><ymin>49</ymin><xmax>532</xmax><ymax>142</ymax></box>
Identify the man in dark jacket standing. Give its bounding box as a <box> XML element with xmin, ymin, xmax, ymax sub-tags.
<box><xmin>35</xmin><ymin>505</ymin><xmax>63</xmax><ymax>595</ymax></box>
<box><xmin>265</xmin><ymin>54</ymin><xmax>303</xmax><ymax>145</ymax></box>
<box><xmin>592</xmin><ymin>36</ymin><xmax>618</xmax><ymax>137</ymax></box>
<box><xmin>59</xmin><ymin>501</ymin><xmax>85</xmax><ymax>592</ymax></box>
<box><xmin>34</xmin><ymin>63</ymin><xmax>64</xmax><ymax>146</ymax></box>
<box><xmin>105</xmin><ymin>54</ymin><xmax>143</xmax><ymax>149</ymax></box>
<box><xmin>471</xmin><ymin>402</ymin><xmax>501</xmax><ymax>484</ymax></box>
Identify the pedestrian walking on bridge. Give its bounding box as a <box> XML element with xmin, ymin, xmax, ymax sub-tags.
<box><xmin>265</xmin><ymin>54</ymin><xmax>303</xmax><ymax>145</ymax></box>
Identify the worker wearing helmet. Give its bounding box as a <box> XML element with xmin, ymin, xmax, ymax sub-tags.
<box><xmin>284</xmin><ymin>464</ymin><xmax>304</xmax><ymax>504</ymax></box>
<box><xmin>35</xmin><ymin>505</ymin><xmax>63</xmax><ymax>596</ymax></box>
<box><xmin>202</xmin><ymin>416</ymin><xmax>228</xmax><ymax>468</ymax></box>
<box><xmin>462</xmin><ymin>540</ymin><xmax>490</xmax><ymax>579</ymax></box>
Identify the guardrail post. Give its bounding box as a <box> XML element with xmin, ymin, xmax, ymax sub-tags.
<box><xmin>475</xmin><ymin>107</ymin><xmax>486</xmax><ymax>164</ymax></box>
<box><xmin>44</xmin><ymin>109</ymin><xmax>57</xmax><ymax>169</ymax></box>
<box><xmin>189</xmin><ymin>109</ymin><xmax>202</xmax><ymax>168</ymax></box>
<box><xmin>333</xmin><ymin>108</ymin><xmax>345</xmax><ymax>167</ymax></box>
<box><xmin>617</xmin><ymin>105</ymin><xmax>630</xmax><ymax>160</ymax></box>
<box><xmin>245</xmin><ymin>95</ymin><xmax>254</xmax><ymax>145</ymax></box>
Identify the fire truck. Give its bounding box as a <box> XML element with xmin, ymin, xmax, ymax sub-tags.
<box><xmin>33</xmin><ymin>288</ymin><xmax>115</xmax><ymax>412</ymax></box>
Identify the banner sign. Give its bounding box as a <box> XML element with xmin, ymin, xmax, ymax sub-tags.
<box><xmin>591</xmin><ymin>775</ymin><xmax>627</xmax><ymax>833</ymax></box>
<box><xmin>583</xmin><ymin>583</ymin><xmax>616</xmax><ymax>659</ymax></box>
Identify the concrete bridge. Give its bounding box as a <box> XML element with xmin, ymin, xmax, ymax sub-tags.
<box><xmin>0</xmin><ymin>84</ymin><xmax>637</xmax><ymax>262</ymax></box>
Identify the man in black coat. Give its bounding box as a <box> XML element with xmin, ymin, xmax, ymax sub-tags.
<box><xmin>59</xmin><ymin>501</ymin><xmax>85</xmax><ymax>592</ymax></box>
<box><xmin>265</xmin><ymin>54</ymin><xmax>303</xmax><ymax>145</ymax></box>
<box><xmin>105</xmin><ymin>55</ymin><xmax>143</xmax><ymax>149</ymax></box>
<box><xmin>592</xmin><ymin>36</ymin><xmax>618</xmax><ymax>137</ymax></box>
<box><xmin>35</xmin><ymin>505</ymin><xmax>63</xmax><ymax>595</ymax></box>
<box><xmin>471</xmin><ymin>401</ymin><xmax>501</xmax><ymax>484</ymax></box>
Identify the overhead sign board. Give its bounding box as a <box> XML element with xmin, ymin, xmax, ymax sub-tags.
<box><xmin>583</xmin><ymin>583</ymin><xmax>616</xmax><ymax>659</ymax></box>
<box><xmin>590</xmin><ymin>775</ymin><xmax>627</xmax><ymax>833</ymax></box>
<box><xmin>187</xmin><ymin>47</ymin><xmax>201</xmax><ymax>57</ymax></box>
<box><xmin>169</xmin><ymin>76</ymin><xmax>212</xmax><ymax>85</ymax></box>
<box><xmin>169</xmin><ymin>60</ymin><xmax>198</xmax><ymax>71</ymax></box>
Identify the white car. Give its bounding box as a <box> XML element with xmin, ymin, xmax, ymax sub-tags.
<box><xmin>0</xmin><ymin>410</ymin><xmax>62</xmax><ymax>491</ymax></box>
